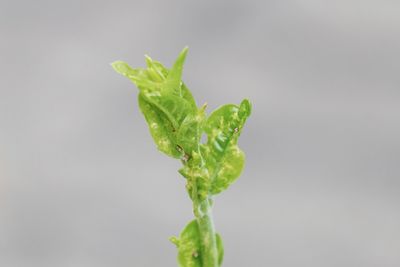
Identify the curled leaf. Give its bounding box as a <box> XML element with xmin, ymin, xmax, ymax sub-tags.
<box><xmin>203</xmin><ymin>99</ymin><xmax>252</xmax><ymax>194</ymax></box>
<box><xmin>138</xmin><ymin>94</ymin><xmax>182</xmax><ymax>158</ymax></box>
<box><xmin>112</xmin><ymin>48</ymin><xmax>199</xmax><ymax>158</ymax></box>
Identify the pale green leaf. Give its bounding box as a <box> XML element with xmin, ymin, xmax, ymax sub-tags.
<box><xmin>216</xmin><ymin>233</ymin><xmax>224</xmax><ymax>266</ymax></box>
<box><xmin>171</xmin><ymin>220</ymin><xmax>224</xmax><ymax>267</ymax></box>
<box><xmin>165</xmin><ymin>46</ymin><xmax>188</xmax><ymax>92</ymax></box>
<box><xmin>112</xmin><ymin>48</ymin><xmax>199</xmax><ymax>158</ymax></box>
<box><xmin>203</xmin><ymin>99</ymin><xmax>252</xmax><ymax>194</ymax></box>
<box><xmin>138</xmin><ymin>93</ymin><xmax>182</xmax><ymax>158</ymax></box>
<box><xmin>175</xmin><ymin>220</ymin><xmax>202</xmax><ymax>267</ymax></box>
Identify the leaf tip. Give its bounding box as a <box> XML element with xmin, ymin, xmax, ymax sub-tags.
<box><xmin>110</xmin><ymin>60</ymin><xmax>121</xmax><ymax>69</ymax></box>
<box><xmin>144</xmin><ymin>54</ymin><xmax>153</xmax><ymax>67</ymax></box>
<box><xmin>166</xmin><ymin>47</ymin><xmax>190</xmax><ymax>85</ymax></box>
<box><xmin>175</xmin><ymin>46</ymin><xmax>189</xmax><ymax>66</ymax></box>
<box><xmin>239</xmin><ymin>98</ymin><xmax>252</xmax><ymax>117</ymax></box>
<box><xmin>181</xmin><ymin>46</ymin><xmax>189</xmax><ymax>56</ymax></box>
<box><xmin>111</xmin><ymin>61</ymin><xmax>130</xmax><ymax>76</ymax></box>
<box><xmin>169</xmin><ymin>236</ymin><xmax>180</xmax><ymax>247</ymax></box>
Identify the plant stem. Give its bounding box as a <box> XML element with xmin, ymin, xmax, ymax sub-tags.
<box><xmin>195</xmin><ymin>197</ymin><xmax>219</xmax><ymax>267</ymax></box>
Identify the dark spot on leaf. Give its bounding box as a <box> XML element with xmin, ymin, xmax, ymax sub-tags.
<box><xmin>176</xmin><ymin>145</ymin><xmax>183</xmax><ymax>152</ymax></box>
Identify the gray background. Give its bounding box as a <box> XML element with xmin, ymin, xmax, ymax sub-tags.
<box><xmin>1</xmin><ymin>0</ymin><xmax>399</xmax><ymax>266</ymax></box>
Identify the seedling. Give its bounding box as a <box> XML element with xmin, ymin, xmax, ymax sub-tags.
<box><xmin>112</xmin><ymin>47</ymin><xmax>251</xmax><ymax>267</ymax></box>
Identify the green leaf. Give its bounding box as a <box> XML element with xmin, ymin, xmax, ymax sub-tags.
<box><xmin>143</xmin><ymin>51</ymin><xmax>197</xmax><ymax>110</ymax></box>
<box><xmin>174</xmin><ymin>220</ymin><xmax>202</xmax><ymax>267</ymax></box>
<box><xmin>216</xmin><ymin>233</ymin><xmax>224</xmax><ymax>266</ymax></box>
<box><xmin>138</xmin><ymin>91</ymin><xmax>198</xmax><ymax>158</ymax></box>
<box><xmin>138</xmin><ymin>94</ymin><xmax>182</xmax><ymax>158</ymax></box>
<box><xmin>111</xmin><ymin>60</ymin><xmax>141</xmax><ymax>80</ymax></box>
<box><xmin>165</xmin><ymin>46</ymin><xmax>188</xmax><ymax>92</ymax></box>
<box><xmin>202</xmin><ymin>99</ymin><xmax>252</xmax><ymax>194</ymax></box>
<box><xmin>111</xmin><ymin>61</ymin><xmax>155</xmax><ymax>90</ymax></box>
<box><xmin>176</xmin><ymin>105</ymin><xmax>206</xmax><ymax>155</ymax></box>
<box><xmin>142</xmin><ymin>92</ymin><xmax>193</xmax><ymax>128</ymax></box>
<box><xmin>171</xmin><ymin>220</ymin><xmax>224</xmax><ymax>267</ymax></box>
<box><xmin>176</xmin><ymin>114</ymin><xmax>201</xmax><ymax>154</ymax></box>
<box><xmin>112</xmin><ymin>48</ymin><xmax>199</xmax><ymax>158</ymax></box>
<box><xmin>206</xmin><ymin>145</ymin><xmax>245</xmax><ymax>195</ymax></box>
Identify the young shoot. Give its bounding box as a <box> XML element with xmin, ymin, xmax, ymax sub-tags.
<box><xmin>112</xmin><ymin>47</ymin><xmax>251</xmax><ymax>267</ymax></box>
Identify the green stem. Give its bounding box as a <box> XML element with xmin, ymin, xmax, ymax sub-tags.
<box><xmin>195</xmin><ymin>197</ymin><xmax>218</xmax><ymax>267</ymax></box>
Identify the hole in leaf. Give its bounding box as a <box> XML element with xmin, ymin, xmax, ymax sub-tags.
<box><xmin>201</xmin><ymin>133</ymin><xmax>207</xmax><ymax>144</ymax></box>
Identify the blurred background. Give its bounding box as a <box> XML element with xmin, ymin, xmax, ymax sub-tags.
<box><xmin>1</xmin><ymin>0</ymin><xmax>400</xmax><ymax>266</ymax></box>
